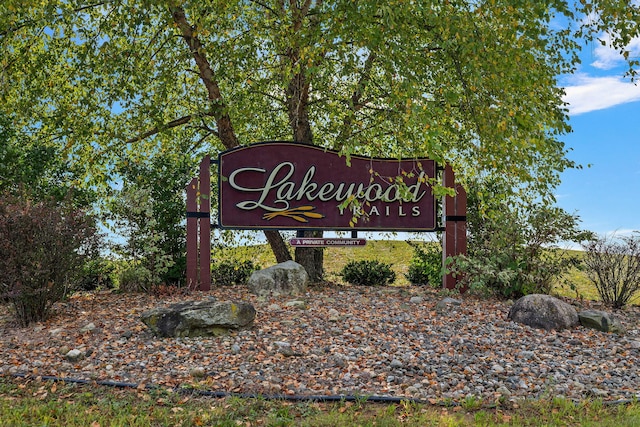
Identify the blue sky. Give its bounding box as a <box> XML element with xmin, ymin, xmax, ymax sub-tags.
<box><xmin>558</xmin><ymin>35</ymin><xmax>640</xmax><ymax>237</ymax></box>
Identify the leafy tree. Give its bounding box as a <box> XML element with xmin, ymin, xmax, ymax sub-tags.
<box><xmin>0</xmin><ymin>112</ymin><xmax>93</xmax><ymax>204</ymax></box>
<box><xmin>107</xmin><ymin>146</ymin><xmax>197</xmax><ymax>285</ymax></box>
<box><xmin>1</xmin><ymin>1</ymin><xmax>638</xmax><ymax>281</ymax></box>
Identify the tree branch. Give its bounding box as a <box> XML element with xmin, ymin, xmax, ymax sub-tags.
<box><xmin>334</xmin><ymin>52</ymin><xmax>377</xmax><ymax>148</ymax></box>
<box><xmin>170</xmin><ymin>5</ymin><xmax>238</xmax><ymax>149</ymax></box>
<box><xmin>125</xmin><ymin>115</ymin><xmax>195</xmax><ymax>144</ymax></box>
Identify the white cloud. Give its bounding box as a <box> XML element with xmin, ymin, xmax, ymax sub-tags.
<box><xmin>590</xmin><ymin>33</ymin><xmax>640</xmax><ymax>70</ymax></box>
<box><xmin>562</xmin><ymin>74</ymin><xmax>640</xmax><ymax>115</ymax></box>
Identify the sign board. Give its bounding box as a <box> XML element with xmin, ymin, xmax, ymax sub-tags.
<box><xmin>218</xmin><ymin>142</ymin><xmax>436</xmax><ymax>231</ymax></box>
<box><xmin>289</xmin><ymin>238</ymin><xmax>367</xmax><ymax>247</ymax></box>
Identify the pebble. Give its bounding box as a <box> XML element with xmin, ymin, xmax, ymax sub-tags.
<box><xmin>80</xmin><ymin>323</ymin><xmax>96</xmax><ymax>333</ymax></box>
<box><xmin>390</xmin><ymin>359</ymin><xmax>403</xmax><ymax>369</ymax></box>
<box><xmin>284</xmin><ymin>300</ymin><xmax>307</xmax><ymax>309</ymax></box>
<box><xmin>65</xmin><ymin>349</ymin><xmax>83</xmax><ymax>362</ymax></box>
<box><xmin>190</xmin><ymin>367</ymin><xmax>206</xmax><ymax>378</ymax></box>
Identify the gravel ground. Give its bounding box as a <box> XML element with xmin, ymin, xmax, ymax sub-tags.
<box><xmin>1</xmin><ymin>285</ymin><xmax>639</xmax><ymax>403</ymax></box>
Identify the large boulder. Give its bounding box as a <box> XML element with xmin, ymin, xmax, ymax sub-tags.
<box><xmin>578</xmin><ymin>309</ymin><xmax>625</xmax><ymax>335</ymax></box>
<box><xmin>508</xmin><ymin>294</ymin><xmax>579</xmax><ymax>330</ymax></box>
<box><xmin>247</xmin><ymin>260</ymin><xmax>309</xmax><ymax>296</ymax></box>
<box><xmin>140</xmin><ymin>299</ymin><xmax>256</xmax><ymax>337</ymax></box>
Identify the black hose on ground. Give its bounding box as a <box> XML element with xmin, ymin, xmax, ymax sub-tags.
<box><xmin>9</xmin><ymin>373</ymin><xmax>433</xmax><ymax>405</ymax></box>
<box><xmin>10</xmin><ymin>373</ymin><xmax>638</xmax><ymax>407</ymax></box>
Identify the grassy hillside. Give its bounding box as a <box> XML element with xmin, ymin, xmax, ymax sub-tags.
<box><xmin>212</xmin><ymin>240</ymin><xmax>609</xmax><ymax>301</ymax></box>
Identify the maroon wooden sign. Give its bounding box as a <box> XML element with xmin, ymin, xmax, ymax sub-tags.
<box><xmin>218</xmin><ymin>142</ymin><xmax>436</xmax><ymax>231</ymax></box>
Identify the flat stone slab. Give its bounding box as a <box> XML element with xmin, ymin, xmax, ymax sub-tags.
<box><xmin>140</xmin><ymin>300</ymin><xmax>256</xmax><ymax>338</ymax></box>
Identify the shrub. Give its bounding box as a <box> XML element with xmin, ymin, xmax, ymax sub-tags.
<box><xmin>0</xmin><ymin>192</ymin><xmax>99</xmax><ymax>326</ymax></box>
<box><xmin>211</xmin><ymin>260</ymin><xmax>260</xmax><ymax>286</ymax></box>
<box><xmin>117</xmin><ymin>264</ymin><xmax>152</xmax><ymax>293</ymax></box>
<box><xmin>77</xmin><ymin>258</ymin><xmax>116</xmax><ymax>291</ymax></box>
<box><xmin>340</xmin><ymin>260</ymin><xmax>396</xmax><ymax>286</ymax></box>
<box><xmin>450</xmin><ymin>178</ymin><xmax>591</xmax><ymax>299</ymax></box>
<box><xmin>405</xmin><ymin>241</ymin><xmax>442</xmax><ymax>287</ymax></box>
<box><xmin>582</xmin><ymin>232</ymin><xmax>640</xmax><ymax>309</ymax></box>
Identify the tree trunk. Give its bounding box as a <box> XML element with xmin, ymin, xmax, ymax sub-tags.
<box><xmin>174</xmin><ymin>6</ymin><xmax>302</xmax><ymax>277</ymax></box>
<box><xmin>295</xmin><ymin>230</ymin><xmax>324</xmax><ymax>282</ymax></box>
<box><xmin>264</xmin><ymin>230</ymin><xmax>292</xmax><ymax>263</ymax></box>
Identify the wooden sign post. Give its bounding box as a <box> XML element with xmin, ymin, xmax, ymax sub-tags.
<box><xmin>185</xmin><ymin>155</ymin><xmax>211</xmax><ymax>291</ymax></box>
<box><xmin>442</xmin><ymin>164</ymin><xmax>467</xmax><ymax>291</ymax></box>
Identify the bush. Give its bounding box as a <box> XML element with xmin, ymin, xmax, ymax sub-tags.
<box><xmin>77</xmin><ymin>258</ymin><xmax>117</xmax><ymax>291</ymax></box>
<box><xmin>0</xmin><ymin>192</ymin><xmax>99</xmax><ymax>326</ymax></box>
<box><xmin>211</xmin><ymin>260</ymin><xmax>260</xmax><ymax>286</ymax></box>
<box><xmin>582</xmin><ymin>232</ymin><xmax>640</xmax><ymax>309</ymax></box>
<box><xmin>340</xmin><ymin>260</ymin><xmax>396</xmax><ymax>286</ymax></box>
<box><xmin>117</xmin><ymin>264</ymin><xmax>152</xmax><ymax>294</ymax></box>
<box><xmin>405</xmin><ymin>241</ymin><xmax>442</xmax><ymax>287</ymax></box>
<box><xmin>450</xmin><ymin>178</ymin><xmax>591</xmax><ymax>299</ymax></box>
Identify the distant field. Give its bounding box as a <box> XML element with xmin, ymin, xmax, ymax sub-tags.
<box><xmin>211</xmin><ymin>240</ymin><xmax>613</xmax><ymax>302</ymax></box>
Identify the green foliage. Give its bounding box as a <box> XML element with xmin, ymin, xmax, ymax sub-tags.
<box><xmin>340</xmin><ymin>260</ymin><xmax>396</xmax><ymax>286</ymax></box>
<box><xmin>211</xmin><ymin>260</ymin><xmax>260</xmax><ymax>286</ymax></box>
<box><xmin>0</xmin><ymin>112</ymin><xmax>94</xmax><ymax>206</ymax></box>
<box><xmin>582</xmin><ymin>232</ymin><xmax>640</xmax><ymax>309</ymax></box>
<box><xmin>0</xmin><ymin>192</ymin><xmax>99</xmax><ymax>326</ymax></box>
<box><xmin>117</xmin><ymin>263</ymin><xmax>153</xmax><ymax>294</ymax></box>
<box><xmin>77</xmin><ymin>258</ymin><xmax>117</xmax><ymax>292</ymax></box>
<box><xmin>405</xmin><ymin>241</ymin><xmax>442</xmax><ymax>287</ymax></box>
<box><xmin>108</xmin><ymin>185</ymin><xmax>180</xmax><ymax>288</ymax></box>
<box><xmin>108</xmin><ymin>148</ymin><xmax>198</xmax><ymax>286</ymax></box>
<box><xmin>452</xmin><ymin>179</ymin><xmax>592</xmax><ymax>299</ymax></box>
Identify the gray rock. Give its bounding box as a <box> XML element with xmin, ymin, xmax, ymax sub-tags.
<box><xmin>65</xmin><ymin>349</ymin><xmax>83</xmax><ymax>362</ymax></box>
<box><xmin>590</xmin><ymin>387</ymin><xmax>609</xmax><ymax>398</ymax></box>
<box><xmin>190</xmin><ymin>367</ymin><xmax>206</xmax><ymax>378</ymax></box>
<box><xmin>578</xmin><ymin>309</ymin><xmax>625</xmax><ymax>335</ymax></box>
<box><xmin>274</xmin><ymin>341</ymin><xmax>295</xmax><ymax>356</ymax></box>
<box><xmin>410</xmin><ymin>296</ymin><xmax>424</xmax><ymax>304</ymax></box>
<box><xmin>328</xmin><ymin>308</ymin><xmax>340</xmax><ymax>321</ymax></box>
<box><xmin>436</xmin><ymin>297</ymin><xmax>462</xmax><ymax>312</ymax></box>
<box><xmin>491</xmin><ymin>364</ymin><xmax>505</xmax><ymax>374</ymax></box>
<box><xmin>496</xmin><ymin>385</ymin><xmax>511</xmax><ymax>397</ymax></box>
<box><xmin>284</xmin><ymin>300</ymin><xmax>308</xmax><ymax>309</ymax></box>
<box><xmin>248</xmin><ymin>261</ymin><xmax>309</xmax><ymax>296</ymax></box>
<box><xmin>507</xmin><ymin>294</ymin><xmax>579</xmax><ymax>330</ymax></box>
<box><xmin>390</xmin><ymin>359</ymin><xmax>403</xmax><ymax>369</ymax></box>
<box><xmin>80</xmin><ymin>323</ymin><xmax>96</xmax><ymax>333</ymax></box>
<box><xmin>140</xmin><ymin>300</ymin><xmax>256</xmax><ymax>338</ymax></box>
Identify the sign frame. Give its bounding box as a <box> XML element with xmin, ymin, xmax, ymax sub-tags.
<box><xmin>185</xmin><ymin>142</ymin><xmax>467</xmax><ymax>293</ymax></box>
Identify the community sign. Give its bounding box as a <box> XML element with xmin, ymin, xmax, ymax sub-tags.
<box><xmin>218</xmin><ymin>142</ymin><xmax>437</xmax><ymax>231</ymax></box>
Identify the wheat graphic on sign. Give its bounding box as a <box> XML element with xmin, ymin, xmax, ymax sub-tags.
<box><xmin>262</xmin><ymin>206</ymin><xmax>325</xmax><ymax>223</ymax></box>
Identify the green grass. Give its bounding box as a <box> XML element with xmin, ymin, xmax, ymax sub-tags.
<box><xmin>2</xmin><ymin>377</ymin><xmax>640</xmax><ymax>426</ymax></box>
<box><xmin>213</xmin><ymin>239</ymin><xmax>418</xmax><ymax>286</ymax></box>
<box><xmin>213</xmin><ymin>240</ymin><xmax>607</xmax><ymax>296</ymax></box>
